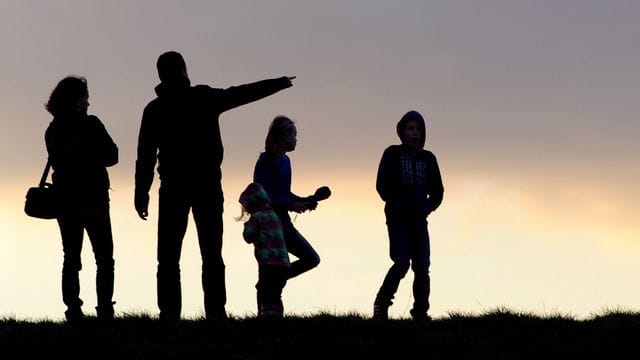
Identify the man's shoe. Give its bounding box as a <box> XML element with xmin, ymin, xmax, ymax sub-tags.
<box><xmin>96</xmin><ymin>301</ymin><xmax>116</xmax><ymax>321</ymax></box>
<box><xmin>206</xmin><ymin>308</ymin><xmax>228</xmax><ymax>321</ymax></box>
<box><xmin>65</xmin><ymin>307</ymin><xmax>85</xmax><ymax>323</ymax></box>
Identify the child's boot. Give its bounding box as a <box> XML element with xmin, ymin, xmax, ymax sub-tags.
<box><xmin>259</xmin><ymin>304</ymin><xmax>284</xmax><ymax>318</ymax></box>
<box><xmin>373</xmin><ymin>303</ymin><xmax>389</xmax><ymax>320</ymax></box>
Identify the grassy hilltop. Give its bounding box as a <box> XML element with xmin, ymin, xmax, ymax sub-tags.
<box><xmin>1</xmin><ymin>309</ymin><xmax>639</xmax><ymax>359</ymax></box>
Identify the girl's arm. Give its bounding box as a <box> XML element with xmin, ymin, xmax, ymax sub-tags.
<box><xmin>243</xmin><ymin>216</ymin><xmax>260</xmax><ymax>244</ymax></box>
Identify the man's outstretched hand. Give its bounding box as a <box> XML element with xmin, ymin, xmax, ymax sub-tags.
<box><xmin>285</xmin><ymin>76</ymin><xmax>296</xmax><ymax>87</ymax></box>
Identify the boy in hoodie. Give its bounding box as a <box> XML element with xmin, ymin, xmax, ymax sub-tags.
<box><xmin>239</xmin><ymin>182</ymin><xmax>290</xmax><ymax>318</ymax></box>
<box><xmin>373</xmin><ymin>110</ymin><xmax>444</xmax><ymax>321</ymax></box>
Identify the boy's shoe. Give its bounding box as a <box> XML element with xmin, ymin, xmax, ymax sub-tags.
<box><xmin>409</xmin><ymin>309</ymin><xmax>432</xmax><ymax>323</ymax></box>
<box><xmin>373</xmin><ymin>304</ymin><xmax>389</xmax><ymax>320</ymax></box>
<box><xmin>258</xmin><ymin>304</ymin><xmax>284</xmax><ymax>318</ymax></box>
<box><xmin>65</xmin><ymin>307</ymin><xmax>85</xmax><ymax>323</ymax></box>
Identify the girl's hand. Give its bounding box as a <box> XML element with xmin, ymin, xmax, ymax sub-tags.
<box><xmin>291</xmin><ymin>201</ymin><xmax>308</xmax><ymax>213</ymax></box>
<box><xmin>306</xmin><ymin>199</ymin><xmax>318</xmax><ymax>211</ymax></box>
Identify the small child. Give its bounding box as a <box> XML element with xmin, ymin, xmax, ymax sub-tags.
<box><xmin>239</xmin><ymin>182</ymin><xmax>290</xmax><ymax>318</ymax></box>
<box><xmin>373</xmin><ymin>110</ymin><xmax>444</xmax><ymax>321</ymax></box>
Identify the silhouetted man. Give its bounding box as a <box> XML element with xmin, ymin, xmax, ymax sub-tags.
<box><xmin>135</xmin><ymin>51</ymin><xmax>294</xmax><ymax>320</ymax></box>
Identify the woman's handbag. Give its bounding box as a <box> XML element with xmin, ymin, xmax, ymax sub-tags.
<box><xmin>24</xmin><ymin>161</ymin><xmax>58</xmax><ymax>219</ymax></box>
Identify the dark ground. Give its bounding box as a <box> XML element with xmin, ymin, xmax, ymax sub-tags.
<box><xmin>1</xmin><ymin>310</ymin><xmax>639</xmax><ymax>359</ymax></box>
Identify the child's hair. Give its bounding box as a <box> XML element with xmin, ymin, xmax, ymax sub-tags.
<box><xmin>235</xmin><ymin>205</ymin><xmax>250</xmax><ymax>222</ymax></box>
<box><xmin>265</xmin><ymin>115</ymin><xmax>296</xmax><ymax>152</ymax></box>
<box><xmin>237</xmin><ymin>182</ymin><xmax>271</xmax><ymax>221</ymax></box>
<box><xmin>45</xmin><ymin>76</ymin><xmax>88</xmax><ymax>116</ymax></box>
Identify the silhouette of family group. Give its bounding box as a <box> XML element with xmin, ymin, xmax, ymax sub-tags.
<box><xmin>40</xmin><ymin>51</ymin><xmax>444</xmax><ymax>322</ymax></box>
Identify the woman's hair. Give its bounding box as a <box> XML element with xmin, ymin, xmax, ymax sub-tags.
<box><xmin>45</xmin><ymin>76</ymin><xmax>88</xmax><ymax>116</ymax></box>
<box><xmin>265</xmin><ymin>115</ymin><xmax>295</xmax><ymax>151</ymax></box>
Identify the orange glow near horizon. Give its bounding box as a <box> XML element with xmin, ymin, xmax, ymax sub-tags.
<box><xmin>2</xmin><ymin>170</ymin><xmax>639</xmax><ymax>320</ymax></box>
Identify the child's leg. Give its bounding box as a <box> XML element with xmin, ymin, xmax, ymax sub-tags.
<box><xmin>282</xmin><ymin>222</ymin><xmax>320</xmax><ymax>279</ymax></box>
<box><xmin>256</xmin><ymin>265</ymin><xmax>269</xmax><ymax>314</ymax></box>
<box><xmin>409</xmin><ymin>220</ymin><xmax>431</xmax><ymax>318</ymax></box>
<box><xmin>374</xmin><ymin>221</ymin><xmax>411</xmax><ymax>314</ymax></box>
<box><xmin>257</xmin><ymin>265</ymin><xmax>288</xmax><ymax>317</ymax></box>
<box><xmin>271</xmin><ymin>267</ymin><xmax>288</xmax><ymax>315</ymax></box>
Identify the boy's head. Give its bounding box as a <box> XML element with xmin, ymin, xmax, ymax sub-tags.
<box><xmin>396</xmin><ymin>110</ymin><xmax>426</xmax><ymax>150</ymax></box>
<box><xmin>239</xmin><ymin>183</ymin><xmax>271</xmax><ymax>214</ymax></box>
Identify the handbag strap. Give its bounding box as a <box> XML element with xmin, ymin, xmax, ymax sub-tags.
<box><xmin>38</xmin><ymin>160</ymin><xmax>51</xmax><ymax>187</ymax></box>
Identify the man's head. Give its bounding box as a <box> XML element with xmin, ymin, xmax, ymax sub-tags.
<box><xmin>156</xmin><ymin>51</ymin><xmax>189</xmax><ymax>84</ymax></box>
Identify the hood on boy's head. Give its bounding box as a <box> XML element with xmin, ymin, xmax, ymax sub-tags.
<box><xmin>396</xmin><ymin>110</ymin><xmax>426</xmax><ymax>149</ymax></box>
<box><xmin>239</xmin><ymin>183</ymin><xmax>271</xmax><ymax>213</ymax></box>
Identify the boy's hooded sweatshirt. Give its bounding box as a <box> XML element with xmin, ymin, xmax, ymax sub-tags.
<box><xmin>376</xmin><ymin>111</ymin><xmax>444</xmax><ymax>222</ymax></box>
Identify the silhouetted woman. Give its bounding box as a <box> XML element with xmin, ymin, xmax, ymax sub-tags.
<box><xmin>44</xmin><ymin>76</ymin><xmax>118</xmax><ymax>321</ymax></box>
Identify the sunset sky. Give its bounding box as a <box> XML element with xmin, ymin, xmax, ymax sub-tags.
<box><xmin>1</xmin><ymin>1</ymin><xmax>639</xmax><ymax>320</ymax></box>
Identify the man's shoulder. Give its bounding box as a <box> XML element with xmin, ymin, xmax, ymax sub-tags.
<box><xmin>144</xmin><ymin>97</ymin><xmax>162</xmax><ymax>111</ymax></box>
<box><xmin>192</xmin><ymin>84</ymin><xmax>224</xmax><ymax>96</ymax></box>
<box><xmin>85</xmin><ymin>114</ymin><xmax>102</xmax><ymax>124</ymax></box>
